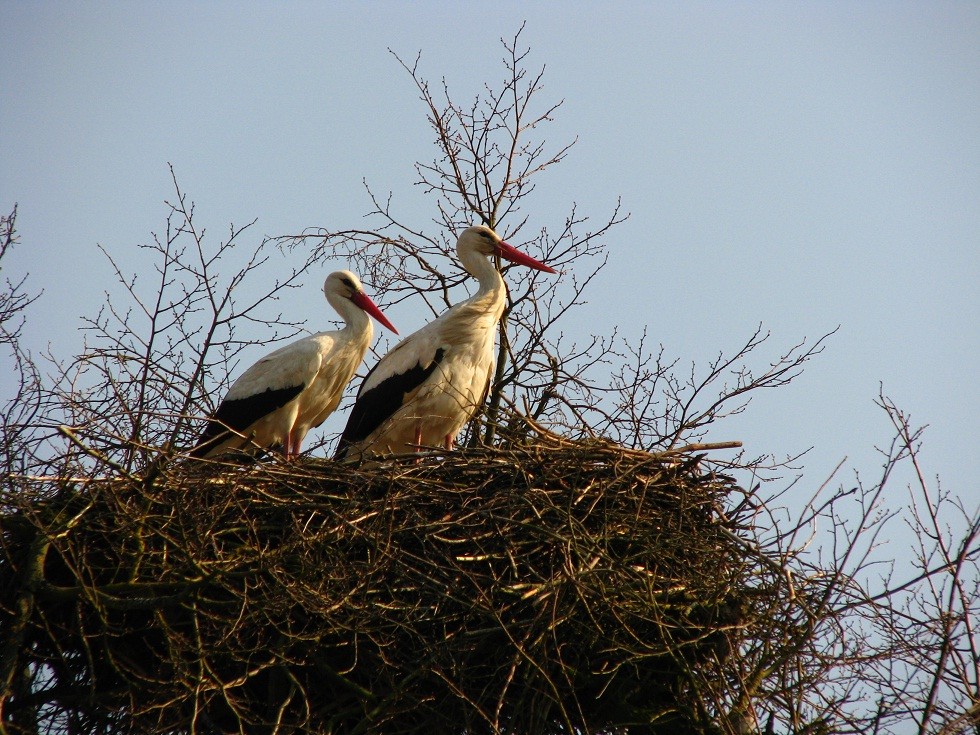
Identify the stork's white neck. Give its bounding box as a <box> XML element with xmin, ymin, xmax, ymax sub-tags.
<box><xmin>458</xmin><ymin>246</ymin><xmax>505</xmax><ymax>298</ymax></box>
<box><xmin>328</xmin><ymin>292</ymin><xmax>374</xmax><ymax>343</ymax></box>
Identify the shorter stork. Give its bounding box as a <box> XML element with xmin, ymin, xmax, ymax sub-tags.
<box><xmin>335</xmin><ymin>226</ymin><xmax>556</xmax><ymax>462</ymax></box>
<box><xmin>191</xmin><ymin>270</ymin><xmax>397</xmax><ymax>459</ymax></box>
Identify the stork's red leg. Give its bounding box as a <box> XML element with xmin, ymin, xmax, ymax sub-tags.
<box><xmin>412</xmin><ymin>425</ymin><xmax>423</xmax><ymax>464</ymax></box>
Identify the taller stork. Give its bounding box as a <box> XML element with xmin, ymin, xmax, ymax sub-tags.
<box><xmin>335</xmin><ymin>225</ymin><xmax>556</xmax><ymax>462</ymax></box>
<box><xmin>191</xmin><ymin>270</ymin><xmax>397</xmax><ymax>459</ymax></box>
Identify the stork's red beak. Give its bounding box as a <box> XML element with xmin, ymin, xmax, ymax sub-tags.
<box><xmin>351</xmin><ymin>291</ymin><xmax>398</xmax><ymax>334</ymax></box>
<box><xmin>496</xmin><ymin>240</ymin><xmax>557</xmax><ymax>274</ymax></box>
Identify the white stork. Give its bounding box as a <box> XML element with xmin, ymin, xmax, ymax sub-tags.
<box><xmin>334</xmin><ymin>225</ymin><xmax>556</xmax><ymax>462</ymax></box>
<box><xmin>191</xmin><ymin>270</ymin><xmax>397</xmax><ymax>459</ymax></box>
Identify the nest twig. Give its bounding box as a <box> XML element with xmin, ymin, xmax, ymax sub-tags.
<box><xmin>1</xmin><ymin>438</ymin><xmax>758</xmax><ymax>735</ymax></box>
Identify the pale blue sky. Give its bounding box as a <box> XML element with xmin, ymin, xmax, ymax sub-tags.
<box><xmin>2</xmin><ymin>3</ymin><xmax>977</xmax><ymax>510</ymax></box>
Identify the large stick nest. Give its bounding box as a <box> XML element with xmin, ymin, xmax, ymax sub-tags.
<box><xmin>1</xmin><ymin>436</ymin><xmax>752</xmax><ymax>735</ymax></box>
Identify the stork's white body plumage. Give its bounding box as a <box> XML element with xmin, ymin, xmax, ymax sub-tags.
<box><xmin>191</xmin><ymin>270</ymin><xmax>396</xmax><ymax>459</ymax></box>
<box><xmin>335</xmin><ymin>226</ymin><xmax>555</xmax><ymax>462</ymax></box>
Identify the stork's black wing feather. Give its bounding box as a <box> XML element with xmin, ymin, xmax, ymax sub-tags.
<box><xmin>190</xmin><ymin>383</ymin><xmax>304</xmax><ymax>458</ymax></box>
<box><xmin>334</xmin><ymin>348</ymin><xmax>445</xmax><ymax>460</ymax></box>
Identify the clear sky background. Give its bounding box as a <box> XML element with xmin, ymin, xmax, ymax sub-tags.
<box><xmin>2</xmin><ymin>3</ymin><xmax>977</xmax><ymax>520</ymax></box>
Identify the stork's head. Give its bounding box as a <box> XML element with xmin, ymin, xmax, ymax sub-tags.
<box><xmin>324</xmin><ymin>270</ymin><xmax>398</xmax><ymax>334</ymax></box>
<box><xmin>457</xmin><ymin>225</ymin><xmax>557</xmax><ymax>274</ymax></box>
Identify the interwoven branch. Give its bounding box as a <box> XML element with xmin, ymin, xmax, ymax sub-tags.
<box><xmin>0</xmin><ymin>440</ymin><xmax>757</xmax><ymax>734</ymax></box>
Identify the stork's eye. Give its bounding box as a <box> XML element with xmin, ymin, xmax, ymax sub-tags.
<box><xmin>341</xmin><ymin>277</ymin><xmax>355</xmax><ymax>289</ymax></box>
